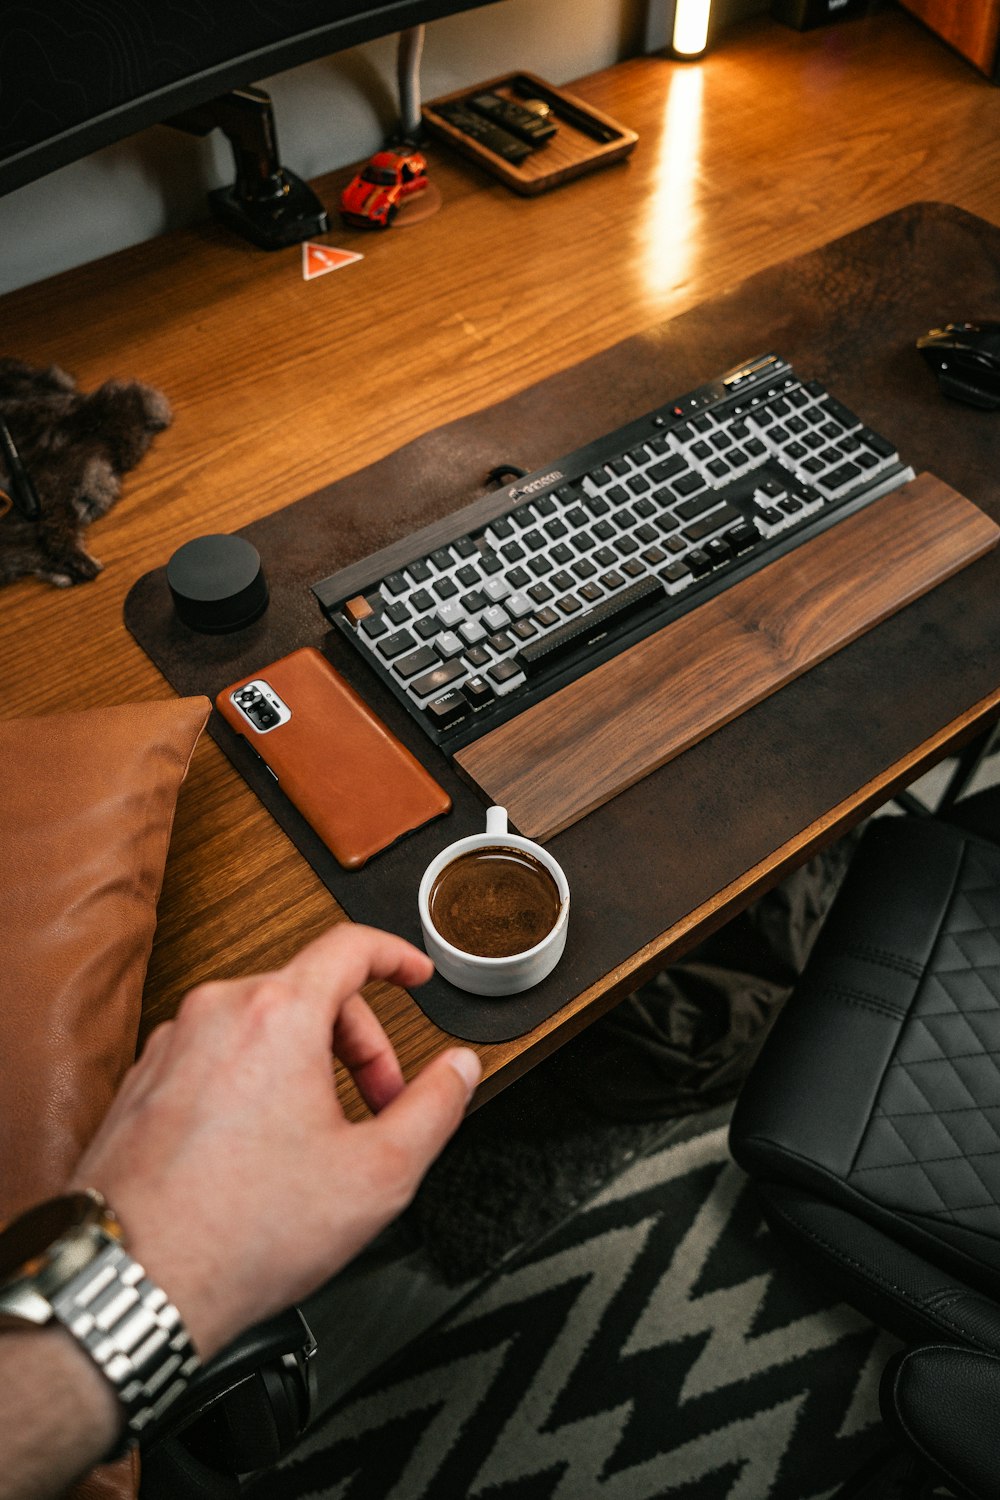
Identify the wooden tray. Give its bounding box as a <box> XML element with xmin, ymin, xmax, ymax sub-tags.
<box><xmin>422</xmin><ymin>71</ymin><xmax>638</xmax><ymax>195</ymax></box>
<box><xmin>455</xmin><ymin>474</ymin><xmax>1000</xmax><ymax>841</ymax></box>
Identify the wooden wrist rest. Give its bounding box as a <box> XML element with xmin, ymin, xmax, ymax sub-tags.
<box><xmin>455</xmin><ymin>473</ymin><xmax>999</xmax><ymax>841</ymax></box>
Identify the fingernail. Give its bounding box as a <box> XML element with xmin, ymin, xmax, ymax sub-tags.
<box><xmin>446</xmin><ymin>1048</ymin><xmax>482</xmax><ymax>1097</ymax></box>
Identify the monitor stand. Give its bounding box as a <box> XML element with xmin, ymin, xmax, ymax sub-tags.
<box><xmin>170</xmin><ymin>87</ymin><xmax>328</xmax><ymax>250</ymax></box>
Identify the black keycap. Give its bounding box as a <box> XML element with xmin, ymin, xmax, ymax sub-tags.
<box><xmin>615</xmin><ymin>535</ymin><xmax>639</xmax><ymax>556</ymax></box>
<box><xmin>479</xmin><ymin>550</ymin><xmax>502</xmax><ymax>574</ymax></box>
<box><xmin>528</xmin><ymin>581</ymin><xmax>554</xmax><ymax>603</ymax></box>
<box><xmin>510</xmin><ymin>618</ymin><xmax>537</xmax><ymax>640</ymax></box>
<box><xmin>461</xmin><ymin>589</ymin><xmax>487</xmax><ymax>612</ymax></box>
<box><xmin>544</xmin><ymin>518</ymin><xmax>568</xmax><ymax>539</ymax></box>
<box><xmin>551</xmin><ymin>546</ymin><xmax>573</xmax><ymax>568</ymax></box>
<box><xmin>430</xmin><ymin>547</ymin><xmax>454</xmax><ymax>570</ymax></box>
<box><xmin>570</xmin><ymin>530</ymin><xmax>594</xmax><ymax>554</ymax></box>
<box><xmin>384</xmin><ymin>572</ymin><xmax>408</xmax><ymax>596</ymax></box>
<box><xmin>433</xmin><ymin>577</ymin><xmax>458</xmax><ymax>600</ymax></box>
<box><xmin>726</xmin><ymin>522</ymin><xmax>759</xmax><ymax>554</ymax></box>
<box><xmin>580</xmin><ymin>582</ymin><xmax>603</xmax><ymax>603</ymax></box>
<box><xmin>359</xmin><ymin>613</ymin><xmax>388</xmax><ymax>640</ymax></box>
<box><xmin>377</xmin><ymin>629</ymin><xmax>417</xmax><ymax>660</ymax></box>
<box><xmin>673</xmin><ymin>471</ymin><xmax>704</xmax><ymax>497</ymax></box>
<box><xmin>599</xmin><ymin>569</ymin><xmax>626</xmax><ymax>590</ymax></box>
<box><xmin>488</xmin><ymin>658</ymin><xmax>523</xmax><ymax>685</ymax></box>
<box><xmin>594</xmin><ymin>545</ymin><xmax>617</xmax><ymax>567</ymax></box>
<box><xmin>662</xmin><ymin>560</ymin><xmax>691</xmax><ymax>583</ymax></box>
<box><xmin>512</xmin><ymin>504</ymin><xmax>536</xmax><ymax>527</ymax></box>
<box><xmin>686</xmin><ymin>548</ymin><xmax>712</xmax><ymax>577</ymax></box>
<box><xmin>488</xmin><ymin>630</ymin><xmax>514</xmax><ymax>652</ymax></box>
<box><xmin>406</xmin><ymin>559</ymin><xmax>432</xmax><ymax>583</ymax></box>
<box><xmin>859</xmin><ymin>427</ymin><xmax>896</xmax><ymax>459</ymax></box>
<box><xmin>426</xmin><ymin>689</ymin><xmax>468</xmax><ymax>729</ymax></box>
<box><xmin>675</xmin><ymin>489</ymin><xmax>720</xmax><ymax>522</ymax></box>
<box><xmin>395</xmin><ymin>645</ymin><xmax>439</xmax><ymax>680</ymax></box>
<box><xmin>501</xmin><ymin>540</ymin><xmax>526</xmax><ymax>563</ymax></box>
<box><xmin>648</xmin><ymin>454</ymin><xmax>687</xmax><ymax>484</ymax></box>
<box><xmin>456</xmin><ymin>563</ymin><xmax>481</xmax><ymax>587</ymax></box>
<box><xmin>705</xmin><ymin>537</ymin><xmax>731</xmax><ymax>566</ymax></box>
<box><xmin>454</xmin><ymin>536</ymin><xmax>476</xmax><ymax>558</ymax></box>
<box><xmin>521</xmin><ymin>528</ymin><xmax>546</xmax><ymax>552</ymax></box>
<box><xmin>656</xmin><ymin>513</ymin><xmax>680</xmax><ymax>536</ymax></box>
<box><xmin>565</xmin><ymin>506</ymin><xmax>588</xmax><ymax>528</ymax></box>
<box><xmin>464</xmin><ymin>675</ymin><xmax>495</xmax><ymax>708</ymax></box>
<box><xmin>633</xmin><ymin>498</ymin><xmax>655</xmax><ymax>519</ymax></box>
<box><xmin>572</xmin><ymin>557</ymin><xmax>597</xmax><ymax>580</ymax></box>
<box><xmin>641</xmin><ymin>545</ymin><xmax>667</xmax><ymax>566</ymax></box>
<box><xmin>707</xmin><ymin>457</ymin><xmax>730</xmax><ymax>479</ymax></box>
<box><xmin>410</xmin><ymin>587</ymin><xmax>434</xmax><ymax>612</ymax></box>
<box><xmin>535</xmin><ymin>496</ymin><xmax>557</xmax><ymax>517</ymax></box>
<box><xmin>627</xmin><ymin>475</ymin><xmax>651</xmax><ymax>495</ymax></box>
<box><xmin>556</xmin><ymin>593</ymin><xmax>582</xmax><ymax>615</ymax></box>
<box><xmin>823</xmin><ymin>397</ymin><xmax>859</xmax><ymax>428</ymax></box>
<box><xmin>414</xmin><ymin>616</ymin><xmax>441</xmax><ymax>640</ymax></box>
<box><xmin>528</xmin><ymin>555</ymin><xmax>552</xmax><ymax>577</ymax></box>
<box><xmin>622</xmin><ymin>558</ymin><xmax>646</xmax><ymax>578</ymax></box>
<box><xmin>535</xmin><ymin>606</ymin><xmax>561</xmax><ymax>626</ymax></box>
<box><xmin>508</xmin><ymin>567</ymin><xmax>530</xmax><ymax>589</ymax></box>
<box><xmin>635</xmin><ymin>523</ymin><xmax>658</xmax><ymax>544</ymax></box>
<box><xmin>593</xmin><ymin>519</ymin><xmax>616</xmax><ymax>541</ymax></box>
<box><xmin>491</xmin><ymin>518</ymin><xmax>514</xmax><ymax>539</ymax></box>
<box><xmin>583</xmin><ymin>495</ymin><xmax>610</xmax><ymax>517</ymax></box>
<box><xmin>612</xmin><ymin>507</ymin><xmax>636</xmax><ymax>530</ymax></box>
<box><xmin>692</xmin><ymin>440</ymin><xmax>712</xmax><ymax>461</ymax></box>
<box><xmin>819</xmin><ymin>460</ymin><xmax>863</xmax><ymax>492</ymax></box>
<box><xmin>465</xmin><ymin>644</ymin><xmax>491</xmax><ymax>667</ymax></box>
<box><xmin>384</xmin><ymin>600</ymin><xmax>410</xmax><ymax>625</ymax></box>
<box><xmin>412</xmin><ymin>659</ymin><xmax>464</xmax><ymax>697</ymax></box>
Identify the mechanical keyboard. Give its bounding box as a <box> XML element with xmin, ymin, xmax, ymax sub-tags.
<box><xmin>312</xmin><ymin>353</ymin><xmax>915</xmax><ymax>753</ymax></box>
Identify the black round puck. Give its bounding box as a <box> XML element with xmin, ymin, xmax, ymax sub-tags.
<box><xmin>166</xmin><ymin>534</ymin><xmax>269</xmax><ymax>634</ymax></box>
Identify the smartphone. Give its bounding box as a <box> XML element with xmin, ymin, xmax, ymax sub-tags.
<box><xmin>216</xmin><ymin>646</ymin><xmax>451</xmax><ymax>870</ymax></box>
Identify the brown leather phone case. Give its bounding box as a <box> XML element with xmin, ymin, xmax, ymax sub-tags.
<box><xmin>216</xmin><ymin>647</ymin><xmax>451</xmax><ymax>869</ymax></box>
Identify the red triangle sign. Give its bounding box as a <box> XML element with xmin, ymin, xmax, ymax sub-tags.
<box><xmin>302</xmin><ymin>243</ymin><xmax>363</xmax><ymax>280</ymax></box>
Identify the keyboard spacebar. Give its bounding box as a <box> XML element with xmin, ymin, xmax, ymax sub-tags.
<box><xmin>515</xmin><ymin>577</ymin><xmax>665</xmax><ymax>675</ymax></box>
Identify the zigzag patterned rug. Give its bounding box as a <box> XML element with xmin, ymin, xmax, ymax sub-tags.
<box><xmin>260</xmin><ymin>1125</ymin><xmax>900</xmax><ymax>1499</ymax></box>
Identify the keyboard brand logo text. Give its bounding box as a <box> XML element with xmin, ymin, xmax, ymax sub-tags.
<box><xmin>511</xmin><ymin>470</ymin><xmax>564</xmax><ymax>499</ymax></box>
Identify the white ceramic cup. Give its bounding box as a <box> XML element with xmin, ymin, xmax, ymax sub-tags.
<box><xmin>418</xmin><ymin>806</ymin><xmax>570</xmax><ymax>996</ymax></box>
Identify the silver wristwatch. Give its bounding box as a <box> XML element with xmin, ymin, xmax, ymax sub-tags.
<box><xmin>0</xmin><ymin>1188</ymin><xmax>200</xmax><ymax>1451</ymax></box>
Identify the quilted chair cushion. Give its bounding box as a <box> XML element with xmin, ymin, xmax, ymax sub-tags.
<box><xmin>730</xmin><ymin>811</ymin><xmax>1000</xmax><ymax>1304</ymax></box>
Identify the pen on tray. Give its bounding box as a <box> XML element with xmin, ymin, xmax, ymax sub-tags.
<box><xmin>0</xmin><ymin>414</ymin><xmax>41</xmax><ymax>520</ymax></box>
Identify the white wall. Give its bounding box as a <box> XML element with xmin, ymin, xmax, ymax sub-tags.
<box><xmin>0</xmin><ymin>0</ymin><xmax>766</xmax><ymax>295</ymax></box>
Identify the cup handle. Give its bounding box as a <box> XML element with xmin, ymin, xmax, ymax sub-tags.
<box><xmin>485</xmin><ymin>805</ymin><xmax>508</xmax><ymax>837</ymax></box>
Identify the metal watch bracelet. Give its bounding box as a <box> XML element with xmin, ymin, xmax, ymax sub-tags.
<box><xmin>48</xmin><ymin>1229</ymin><xmax>200</xmax><ymax>1452</ymax></box>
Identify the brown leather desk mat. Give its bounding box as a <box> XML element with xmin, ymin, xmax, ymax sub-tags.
<box><xmin>125</xmin><ymin>203</ymin><xmax>1000</xmax><ymax>1044</ymax></box>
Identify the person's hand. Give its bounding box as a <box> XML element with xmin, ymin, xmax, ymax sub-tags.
<box><xmin>70</xmin><ymin>923</ymin><xmax>481</xmax><ymax>1361</ymax></box>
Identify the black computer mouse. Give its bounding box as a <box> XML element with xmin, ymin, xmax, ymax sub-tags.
<box><xmin>917</xmin><ymin>321</ymin><xmax>1000</xmax><ymax>409</ymax></box>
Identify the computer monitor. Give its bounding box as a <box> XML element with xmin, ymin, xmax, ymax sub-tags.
<box><xmin>0</xmin><ymin>0</ymin><xmax>493</xmax><ymax>198</ymax></box>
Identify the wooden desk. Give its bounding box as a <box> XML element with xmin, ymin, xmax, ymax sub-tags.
<box><xmin>4</xmin><ymin>10</ymin><xmax>1000</xmax><ymax>1116</ymax></box>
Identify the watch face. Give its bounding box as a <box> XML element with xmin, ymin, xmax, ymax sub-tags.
<box><xmin>0</xmin><ymin>1192</ymin><xmax>103</xmax><ymax>1280</ymax></box>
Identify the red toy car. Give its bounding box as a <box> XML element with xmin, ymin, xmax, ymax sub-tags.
<box><xmin>339</xmin><ymin>149</ymin><xmax>429</xmax><ymax>229</ymax></box>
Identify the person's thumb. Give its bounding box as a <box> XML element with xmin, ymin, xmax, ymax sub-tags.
<box><xmin>374</xmin><ymin>1047</ymin><xmax>481</xmax><ymax>1179</ymax></box>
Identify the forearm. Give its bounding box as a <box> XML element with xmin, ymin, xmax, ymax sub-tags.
<box><xmin>0</xmin><ymin>1326</ymin><xmax>122</xmax><ymax>1500</ymax></box>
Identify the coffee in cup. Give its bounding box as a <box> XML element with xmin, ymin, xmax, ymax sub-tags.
<box><xmin>418</xmin><ymin>806</ymin><xmax>570</xmax><ymax>996</ymax></box>
<box><xmin>427</xmin><ymin>844</ymin><xmax>562</xmax><ymax>959</ymax></box>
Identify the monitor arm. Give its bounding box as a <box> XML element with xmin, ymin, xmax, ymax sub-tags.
<box><xmin>169</xmin><ymin>86</ymin><xmax>327</xmax><ymax>249</ymax></box>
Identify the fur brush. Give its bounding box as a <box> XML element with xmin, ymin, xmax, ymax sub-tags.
<box><xmin>0</xmin><ymin>357</ymin><xmax>171</xmax><ymax>587</ymax></box>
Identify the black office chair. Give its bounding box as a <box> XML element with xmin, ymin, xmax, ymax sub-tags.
<box><xmin>139</xmin><ymin>1306</ymin><xmax>316</xmax><ymax>1498</ymax></box>
<box><xmin>729</xmin><ymin>782</ymin><xmax>1000</xmax><ymax>1498</ymax></box>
